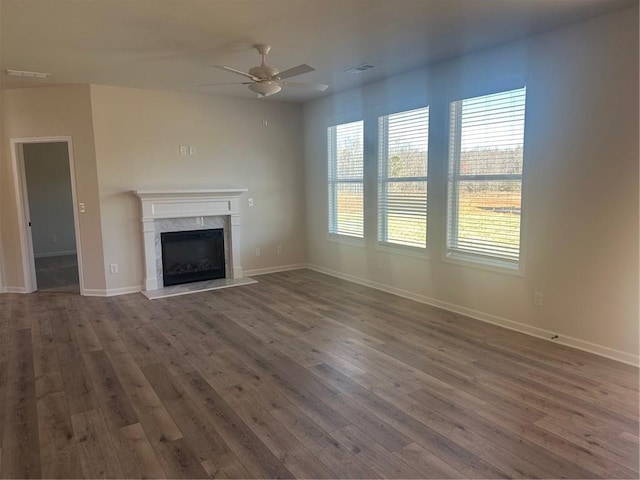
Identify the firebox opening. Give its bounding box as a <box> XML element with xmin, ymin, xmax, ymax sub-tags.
<box><xmin>161</xmin><ymin>228</ymin><xmax>225</xmax><ymax>286</ymax></box>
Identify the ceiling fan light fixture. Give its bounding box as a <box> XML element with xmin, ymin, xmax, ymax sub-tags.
<box><xmin>248</xmin><ymin>81</ymin><xmax>282</xmax><ymax>97</ymax></box>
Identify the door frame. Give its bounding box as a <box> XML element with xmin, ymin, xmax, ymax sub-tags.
<box><xmin>10</xmin><ymin>136</ymin><xmax>86</xmax><ymax>295</ymax></box>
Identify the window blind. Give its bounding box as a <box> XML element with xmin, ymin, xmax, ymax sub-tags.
<box><xmin>378</xmin><ymin>107</ymin><xmax>429</xmax><ymax>248</ymax></box>
<box><xmin>328</xmin><ymin>120</ymin><xmax>364</xmax><ymax>238</ymax></box>
<box><xmin>447</xmin><ymin>87</ymin><xmax>526</xmax><ymax>263</ymax></box>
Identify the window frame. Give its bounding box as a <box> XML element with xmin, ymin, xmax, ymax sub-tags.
<box><xmin>327</xmin><ymin>119</ymin><xmax>365</xmax><ymax>242</ymax></box>
<box><xmin>377</xmin><ymin>105</ymin><xmax>430</xmax><ymax>253</ymax></box>
<box><xmin>445</xmin><ymin>86</ymin><xmax>528</xmax><ymax>274</ymax></box>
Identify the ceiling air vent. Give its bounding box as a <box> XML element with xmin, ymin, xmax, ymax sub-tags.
<box><xmin>346</xmin><ymin>64</ymin><xmax>376</xmax><ymax>74</ymax></box>
<box><xmin>6</xmin><ymin>69</ymin><xmax>51</xmax><ymax>79</ymax></box>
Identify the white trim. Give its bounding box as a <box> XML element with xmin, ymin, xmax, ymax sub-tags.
<box><xmin>143</xmin><ymin>277</ymin><xmax>257</xmax><ymax>300</ymax></box>
<box><xmin>10</xmin><ymin>141</ymin><xmax>35</xmax><ymax>293</ymax></box>
<box><xmin>375</xmin><ymin>242</ymin><xmax>430</xmax><ymax>260</ymax></box>
<box><xmin>83</xmin><ymin>285</ymin><xmax>142</xmax><ymax>297</ymax></box>
<box><xmin>3</xmin><ymin>286</ymin><xmax>29</xmax><ymax>294</ymax></box>
<box><xmin>306</xmin><ymin>263</ymin><xmax>639</xmax><ymax>367</ymax></box>
<box><xmin>327</xmin><ymin>233</ymin><xmax>366</xmax><ymax>248</ymax></box>
<box><xmin>244</xmin><ymin>263</ymin><xmax>308</xmax><ymax>277</ymax></box>
<box><xmin>10</xmin><ymin>136</ymin><xmax>86</xmax><ymax>295</ymax></box>
<box><xmin>34</xmin><ymin>250</ymin><xmax>78</xmax><ymax>259</ymax></box>
<box><xmin>443</xmin><ymin>251</ymin><xmax>524</xmax><ymax>277</ymax></box>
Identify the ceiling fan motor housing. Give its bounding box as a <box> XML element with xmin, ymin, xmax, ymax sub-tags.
<box><xmin>249</xmin><ymin>64</ymin><xmax>279</xmax><ymax>79</ymax></box>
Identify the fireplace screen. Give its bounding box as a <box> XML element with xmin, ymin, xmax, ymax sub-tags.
<box><xmin>161</xmin><ymin>228</ymin><xmax>225</xmax><ymax>286</ymax></box>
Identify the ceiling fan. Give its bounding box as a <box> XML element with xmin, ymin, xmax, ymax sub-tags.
<box><xmin>202</xmin><ymin>44</ymin><xmax>329</xmax><ymax>97</ymax></box>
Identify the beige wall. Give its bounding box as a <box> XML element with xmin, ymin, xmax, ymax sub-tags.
<box><xmin>303</xmin><ymin>7</ymin><xmax>639</xmax><ymax>361</ymax></box>
<box><xmin>89</xmin><ymin>85</ymin><xmax>306</xmax><ymax>291</ymax></box>
<box><xmin>23</xmin><ymin>142</ymin><xmax>77</xmax><ymax>257</ymax></box>
<box><xmin>0</xmin><ymin>73</ymin><xmax>4</xmax><ymax>291</ymax></box>
<box><xmin>1</xmin><ymin>85</ymin><xmax>106</xmax><ymax>291</ymax></box>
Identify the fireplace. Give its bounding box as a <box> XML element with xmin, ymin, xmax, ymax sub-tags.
<box><xmin>133</xmin><ymin>188</ymin><xmax>247</xmax><ymax>292</ymax></box>
<box><xmin>160</xmin><ymin>228</ymin><xmax>225</xmax><ymax>286</ymax></box>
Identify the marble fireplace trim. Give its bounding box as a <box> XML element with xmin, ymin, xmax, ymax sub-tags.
<box><xmin>133</xmin><ymin>189</ymin><xmax>247</xmax><ymax>291</ymax></box>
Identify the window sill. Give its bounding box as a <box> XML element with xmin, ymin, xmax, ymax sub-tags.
<box><xmin>375</xmin><ymin>241</ymin><xmax>430</xmax><ymax>260</ymax></box>
<box><xmin>443</xmin><ymin>251</ymin><xmax>524</xmax><ymax>277</ymax></box>
<box><xmin>327</xmin><ymin>233</ymin><xmax>366</xmax><ymax>248</ymax></box>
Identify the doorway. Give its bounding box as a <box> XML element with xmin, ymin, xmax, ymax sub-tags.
<box><xmin>11</xmin><ymin>137</ymin><xmax>84</xmax><ymax>294</ymax></box>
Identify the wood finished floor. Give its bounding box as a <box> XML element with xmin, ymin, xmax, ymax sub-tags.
<box><xmin>0</xmin><ymin>269</ymin><xmax>638</xmax><ymax>479</ymax></box>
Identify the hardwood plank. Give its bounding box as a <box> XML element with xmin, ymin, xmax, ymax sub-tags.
<box><xmin>104</xmin><ymin>351</ymin><xmax>184</xmax><ymax>444</ymax></box>
<box><xmin>115</xmin><ymin>423</ymin><xmax>167</xmax><ymax>479</ymax></box>
<box><xmin>67</xmin><ymin>296</ymin><xmax>103</xmax><ymax>353</ymax></box>
<box><xmin>1</xmin><ymin>328</ymin><xmax>41</xmax><ymax>479</ymax></box>
<box><xmin>71</xmin><ymin>409</ymin><xmax>124</xmax><ymax>478</ymax></box>
<box><xmin>141</xmin><ymin>363</ymin><xmax>232</xmax><ymax>462</ymax></box>
<box><xmin>0</xmin><ymin>363</ymin><xmax>6</xmax><ymax>452</ymax></box>
<box><xmin>83</xmin><ymin>350</ymin><xmax>139</xmax><ymax>429</ymax></box>
<box><xmin>534</xmin><ymin>414</ymin><xmax>639</xmax><ymax>472</ymax></box>
<box><xmin>49</xmin><ymin>308</ymin><xmax>97</xmax><ymax>415</ymax></box>
<box><xmin>233</xmin><ymin>398</ymin><xmax>335</xmax><ymax>478</ymax></box>
<box><xmin>269</xmin><ymin>402</ymin><xmax>380</xmax><ymax>479</ymax></box>
<box><xmin>37</xmin><ymin>391</ymin><xmax>83</xmax><ymax>478</ymax></box>
<box><xmin>173</xmin><ymin>369</ymin><xmax>295</xmax><ymax>479</ymax></box>
<box><xmin>393</xmin><ymin>442</ymin><xmax>467</xmax><ymax>479</ymax></box>
<box><xmin>310</xmin><ymin>362</ymin><xmax>510</xmax><ymax>479</ymax></box>
<box><xmin>330</xmin><ymin>425</ymin><xmax>423</xmax><ymax>478</ymax></box>
<box><xmin>406</xmin><ymin>387</ymin><xmax>594</xmax><ymax>478</ymax></box>
<box><xmin>31</xmin><ymin>301</ymin><xmax>64</xmax><ymax>400</ymax></box>
<box><xmin>0</xmin><ymin>295</ymin><xmax>12</xmax><ymax>364</ymax></box>
<box><xmin>201</xmin><ymin>453</ymin><xmax>252</xmax><ymax>479</ymax></box>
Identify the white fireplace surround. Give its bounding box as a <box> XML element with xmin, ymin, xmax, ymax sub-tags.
<box><xmin>133</xmin><ymin>188</ymin><xmax>247</xmax><ymax>291</ymax></box>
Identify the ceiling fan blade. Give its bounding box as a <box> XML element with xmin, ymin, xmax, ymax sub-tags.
<box><xmin>279</xmin><ymin>81</ymin><xmax>329</xmax><ymax>91</ymax></box>
<box><xmin>198</xmin><ymin>82</ymin><xmax>251</xmax><ymax>87</ymax></box>
<box><xmin>213</xmin><ymin>65</ymin><xmax>259</xmax><ymax>81</ymax></box>
<box><xmin>275</xmin><ymin>64</ymin><xmax>315</xmax><ymax>80</ymax></box>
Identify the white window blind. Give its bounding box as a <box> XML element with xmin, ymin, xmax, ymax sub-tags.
<box><xmin>328</xmin><ymin>120</ymin><xmax>364</xmax><ymax>238</ymax></box>
<box><xmin>378</xmin><ymin>107</ymin><xmax>429</xmax><ymax>248</ymax></box>
<box><xmin>447</xmin><ymin>87</ymin><xmax>526</xmax><ymax>265</ymax></box>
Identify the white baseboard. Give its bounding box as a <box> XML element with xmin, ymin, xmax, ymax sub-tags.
<box><xmin>83</xmin><ymin>285</ymin><xmax>142</xmax><ymax>297</ymax></box>
<box><xmin>244</xmin><ymin>263</ymin><xmax>308</xmax><ymax>277</ymax></box>
<box><xmin>2</xmin><ymin>286</ymin><xmax>28</xmax><ymax>294</ymax></box>
<box><xmin>34</xmin><ymin>250</ymin><xmax>77</xmax><ymax>258</ymax></box>
<box><xmin>307</xmin><ymin>264</ymin><xmax>639</xmax><ymax>367</ymax></box>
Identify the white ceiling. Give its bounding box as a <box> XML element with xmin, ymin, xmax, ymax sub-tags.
<box><xmin>1</xmin><ymin>0</ymin><xmax>636</xmax><ymax>102</ymax></box>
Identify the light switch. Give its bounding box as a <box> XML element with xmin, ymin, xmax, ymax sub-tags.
<box><xmin>179</xmin><ymin>145</ymin><xmax>188</xmax><ymax>156</ymax></box>
<box><xmin>248</xmin><ymin>197</ymin><xmax>254</xmax><ymax>207</ymax></box>
<box><xmin>189</xmin><ymin>145</ymin><xmax>196</xmax><ymax>155</ymax></box>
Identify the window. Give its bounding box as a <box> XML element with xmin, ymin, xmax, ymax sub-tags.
<box><xmin>378</xmin><ymin>107</ymin><xmax>429</xmax><ymax>248</ymax></box>
<box><xmin>328</xmin><ymin>120</ymin><xmax>364</xmax><ymax>238</ymax></box>
<box><xmin>447</xmin><ymin>87</ymin><xmax>527</xmax><ymax>267</ymax></box>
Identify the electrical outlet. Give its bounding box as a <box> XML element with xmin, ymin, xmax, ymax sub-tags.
<box><xmin>277</xmin><ymin>245</ymin><xmax>282</xmax><ymax>254</ymax></box>
<box><xmin>50</xmin><ymin>235</ymin><xmax>57</xmax><ymax>243</ymax></box>
<box><xmin>248</xmin><ymin>197</ymin><xmax>254</xmax><ymax>207</ymax></box>
<box><xmin>255</xmin><ymin>247</ymin><xmax>261</xmax><ymax>256</ymax></box>
<box><xmin>533</xmin><ymin>291</ymin><xmax>543</xmax><ymax>307</ymax></box>
<box><xmin>110</xmin><ymin>264</ymin><xmax>119</xmax><ymax>274</ymax></box>
<box><xmin>79</xmin><ymin>203</ymin><xmax>86</xmax><ymax>213</ymax></box>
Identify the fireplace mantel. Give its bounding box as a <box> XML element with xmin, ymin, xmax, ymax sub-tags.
<box><xmin>134</xmin><ymin>188</ymin><xmax>248</xmax><ymax>219</ymax></box>
<box><xmin>133</xmin><ymin>188</ymin><xmax>248</xmax><ymax>291</ymax></box>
